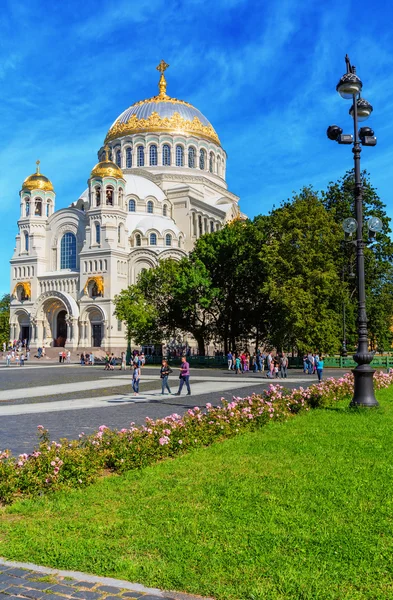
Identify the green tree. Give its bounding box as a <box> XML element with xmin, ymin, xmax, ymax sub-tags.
<box><xmin>322</xmin><ymin>170</ymin><xmax>393</xmax><ymax>351</ymax></box>
<box><xmin>0</xmin><ymin>294</ymin><xmax>10</xmax><ymax>346</ymax></box>
<box><xmin>114</xmin><ymin>287</ymin><xmax>162</xmax><ymax>346</ymax></box>
<box><xmin>257</xmin><ymin>188</ymin><xmax>343</xmax><ymax>353</ymax></box>
<box><xmin>191</xmin><ymin>220</ymin><xmax>268</xmax><ymax>352</ymax></box>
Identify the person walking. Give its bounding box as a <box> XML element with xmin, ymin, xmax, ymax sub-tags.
<box><xmin>6</xmin><ymin>351</ymin><xmax>11</xmax><ymax>367</ymax></box>
<box><xmin>234</xmin><ymin>355</ymin><xmax>241</xmax><ymax>374</ymax></box>
<box><xmin>66</xmin><ymin>350</ymin><xmax>71</xmax><ymax>364</ymax></box>
<box><xmin>132</xmin><ymin>362</ymin><xmax>140</xmax><ymax>395</ymax></box>
<box><xmin>316</xmin><ymin>356</ymin><xmax>324</xmax><ymax>382</ymax></box>
<box><xmin>175</xmin><ymin>356</ymin><xmax>191</xmax><ymax>395</ymax></box>
<box><xmin>160</xmin><ymin>360</ymin><xmax>173</xmax><ymax>395</ymax></box>
<box><xmin>280</xmin><ymin>354</ymin><xmax>288</xmax><ymax>378</ymax></box>
<box><xmin>227</xmin><ymin>351</ymin><xmax>233</xmax><ymax>371</ymax></box>
<box><xmin>80</xmin><ymin>352</ymin><xmax>85</xmax><ymax>365</ymax></box>
<box><xmin>120</xmin><ymin>351</ymin><xmax>126</xmax><ymax>370</ymax></box>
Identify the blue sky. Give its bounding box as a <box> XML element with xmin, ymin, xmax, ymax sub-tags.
<box><xmin>1</xmin><ymin>0</ymin><xmax>392</xmax><ymax>295</ymax></box>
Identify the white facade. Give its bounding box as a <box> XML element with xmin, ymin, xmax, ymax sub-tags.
<box><xmin>9</xmin><ymin>66</ymin><xmax>241</xmax><ymax>350</ymax></box>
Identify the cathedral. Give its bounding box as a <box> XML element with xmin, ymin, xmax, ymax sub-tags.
<box><xmin>9</xmin><ymin>61</ymin><xmax>242</xmax><ymax>351</ymax></box>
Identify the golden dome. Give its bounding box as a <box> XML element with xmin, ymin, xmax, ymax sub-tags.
<box><xmin>22</xmin><ymin>161</ymin><xmax>54</xmax><ymax>192</ymax></box>
<box><xmin>105</xmin><ymin>61</ymin><xmax>220</xmax><ymax>146</ymax></box>
<box><xmin>91</xmin><ymin>146</ymin><xmax>123</xmax><ymax>179</ymax></box>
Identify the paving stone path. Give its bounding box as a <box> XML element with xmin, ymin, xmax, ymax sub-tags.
<box><xmin>0</xmin><ymin>560</ymin><xmax>211</xmax><ymax>600</ymax></box>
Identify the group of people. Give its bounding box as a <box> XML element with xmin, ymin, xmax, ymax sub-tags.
<box><xmin>79</xmin><ymin>352</ymin><xmax>95</xmax><ymax>365</ymax></box>
<box><xmin>3</xmin><ymin>340</ymin><xmax>30</xmax><ymax>366</ymax></box>
<box><xmin>116</xmin><ymin>353</ymin><xmax>191</xmax><ymax>397</ymax></box>
<box><xmin>227</xmin><ymin>350</ymin><xmax>289</xmax><ymax>378</ymax></box>
<box><xmin>303</xmin><ymin>352</ymin><xmax>324</xmax><ymax>381</ymax></box>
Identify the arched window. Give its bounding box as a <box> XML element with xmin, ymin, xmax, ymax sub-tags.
<box><xmin>137</xmin><ymin>145</ymin><xmax>145</xmax><ymax>167</ymax></box>
<box><xmin>210</xmin><ymin>221</ymin><xmax>214</xmax><ymax>233</ymax></box>
<box><xmin>147</xmin><ymin>200</ymin><xmax>153</xmax><ymax>214</ymax></box>
<box><xmin>217</xmin><ymin>155</ymin><xmax>221</xmax><ymax>176</ymax></box>
<box><xmin>60</xmin><ymin>232</ymin><xmax>77</xmax><ymax>269</ymax></box>
<box><xmin>24</xmin><ymin>231</ymin><xmax>29</xmax><ymax>252</ymax></box>
<box><xmin>25</xmin><ymin>199</ymin><xmax>30</xmax><ymax>217</ymax></box>
<box><xmin>95</xmin><ymin>223</ymin><xmax>100</xmax><ymax>244</ymax></box>
<box><xmin>162</xmin><ymin>144</ymin><xmax>171</xmax><ymax>166</ymax></box>
<box><xmin>199</xmin><ymin>149</ymin><xmax>206</xmax><ymax>170</ymax></box>
<box><xmin>163</xmin><ymin>204</ymin><xmax>167</xmax><ymax>217</ymax></box>
<box><xmin>46</xmin><ymin>201</ymin><xmax>51</xmax><ymax>217</ymax></box>
<box><xmin>150</xmin><ymin>233</ymin><xmax>157</xmax><ymax>246</ymax></box>
<box><xmin>209</xmin><ymin>152</ymin><xmax>214</xmax><ymax>173</ymax></box>
<box><xmin>95</xmin><ymin>187</ymin><xmax>101</xmax><ymax>207</ymax></box>
<box><xmin>126</xmin><ymin>147</ymin><xmax>132</xmax><ymax>168</ymax></box>
<box><xmin>129</xmin><ymin>199</ymin><xmax>136</xmax><ymax>212</ymax></box>
<box><xmin>198</xmin><ymin>215</ymin><xmax>203</xmax><ymax>237</ymax></box>
<box><xmin>176</xmin><ymin>145</ymin><xmax>184</xmax><ymax>167</ymax></box>
<box><xmin>118</xmin><ymin>225</ymin><xmax>121</xmax><ymax>244</ymax></box>
<box><xmin>149</xmin><ymin>144</ymin><xmax>158</xmax><ymax>166</ymax></box>
<box><xmin>106</xmin><ymin>186</ymin><xmax>114</xmax><ymax>205</ymax></box>
<box><xmin>188</xmin><ymin>147</ymin><xmax>196</xmax><ymax>168</ymax></box>
<box><xmin>35</xmin><ymin>198</ymin><xmax>42</xmax><ymax>216</ymax></box>
<box><xmin>178</xmin><ymin>236</ymin><xmax>182</xmax><ymax>248</ymax></box>
<box><xmin>135</xmin><ymin>234</ymin><xmax>141</xmax><ymax>247</ymax></box>
<box><xmin>165</xmin><ymin>233</ymin><xmax>172</xmax><ymax>246</ymax></box>
<box><xmin>116</xmin><ymin>149</ymin><xmax>121</xmax><ymax>167</ymax></box>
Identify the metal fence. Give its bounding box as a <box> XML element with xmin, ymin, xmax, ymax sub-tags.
<box><xmin>144</xmin><ymin>354</ymin><xmax>393</xmax><ymax>369</ymax></box>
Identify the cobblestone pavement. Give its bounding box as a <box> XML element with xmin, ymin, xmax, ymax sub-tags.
<box><xmin>0</xmin><ymin>365</ymin><xmax>345</xmax><ymax>455</ymax></box>
<box><xmin>0</xmin><ymin>559</ymin><xmax>210</xmax><ymax>600</ymax></box>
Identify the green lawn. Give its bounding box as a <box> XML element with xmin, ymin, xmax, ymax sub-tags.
<box><xmin>1</xmin><ymin>389</ymin><xmax>393</xmax><ymax>600</ymax></box>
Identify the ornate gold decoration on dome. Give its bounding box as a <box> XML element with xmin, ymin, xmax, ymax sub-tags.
<box><xmin>22</xmin><ymin>160</ymin><xmax>54</xmax><ymax>192</ymax></box>
<box><xmin>105</xmin><ymin>60</ymin><xmax>220</xmax><ymax>145</ymax></box>
<box><xmin>105</xmin><ymin>111</ymin><xmax>220</xmax><ymax>145</ymax></box>
<box><xmin>12</xmin><ymin>281</ymin><xmax>31</xmax><ymax>299</ymax></box>
<box><xmin>90</xmin><ymin>145</ymin><xmax>123</xmax><ymax>179</ymax></box>
<box><xmin>83</xmin><ymin>276</ymin><xmax>104</xmax><ymax>296</ymax></box>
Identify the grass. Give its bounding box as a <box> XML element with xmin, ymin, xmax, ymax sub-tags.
<box><xmin>1</xmin><ymin>389</ymin><xmax>393</xmax><ymax>600</ymax></box>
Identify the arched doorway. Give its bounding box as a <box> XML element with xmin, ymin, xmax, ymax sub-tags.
<box><xmin>55</xmin><ymin>310</ymin><xmax>67</xmax><ymax>347</ymax></box>
<box><xmin>89</xmin><ymin>309</ymin><xmax>103</xmax><ymax>347</ymax></box>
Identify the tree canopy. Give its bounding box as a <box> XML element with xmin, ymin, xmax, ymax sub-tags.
<box><xmin>114</xmin><ymin>171</ymin><xmax>393</xmax><ymax>355</ymax></box>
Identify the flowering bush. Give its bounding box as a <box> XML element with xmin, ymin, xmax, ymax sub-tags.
<box><xmin>1</xmin><ymin>371</ymin><xmax>392</xmax><ymax>505</ymax></box>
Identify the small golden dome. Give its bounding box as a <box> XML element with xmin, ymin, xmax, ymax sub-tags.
<box><xmin>22</xmin><ymin>160</ymin><xmax>54</xmax><ymax>192</ymax></box>
<box><xmin>91</xmin><ymin>146</ymin><xmax>123</xmax><ymax>179</ymax></box>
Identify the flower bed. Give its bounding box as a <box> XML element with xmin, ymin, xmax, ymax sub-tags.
<box><xmin>1</xmin><ymin>371</ymin><xmax>392</xmax><ymax>505</ymax></box>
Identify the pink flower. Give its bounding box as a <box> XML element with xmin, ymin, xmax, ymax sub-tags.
<box><xmin>159</xmin><ymin>436</ymin><xmax>170</xmax><ymax>446</ymax></box>
<box><xmin>178</xmin><ymin>440</ymin><xmax>183</xmax><ymax>445</ymax></box>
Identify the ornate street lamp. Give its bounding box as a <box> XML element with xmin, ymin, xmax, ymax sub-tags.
<box><xmin>327</xmin><ymin>55</ymin><xmax>379</xmax><ymax>407</ymax></box>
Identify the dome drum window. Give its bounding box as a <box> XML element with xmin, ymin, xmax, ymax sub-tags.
<box><xmin>147</xmin><ymin>200</ymin><xmax>154</xmax><ymax>214</ymax></box>
<box><xmin>149</xmin><ymin>144</ymin><xmax>158</xmax><ymax>166</ymax></box>
<box><xmin>176</xmin><ymin>145</ymin><xmax>184</xmax><ymax>167</ymax></box>
<box><xmin>126</xmin><ymin>147</ymin><xmax>132</xmax><ymax>168</ymax></box>
<box><xmin>162</xmin><ymin>144</ymin><xmax>171</xmax><ymax>166</ymax></box>
<box><xmin>188</xmin><ymin>147</ymin><xmax>196</xmax><ymax>168</ymax></box>
<box><xmin>199</xmin><ymin>149</ymin><xmax>206</xmax><ymax>170</ymax></box>
<box><xmin>137</xmin><ymin>146</ymin><xmax>145</xmax><ymax>167</ymax></box>
<box><xmin>106</xmin><ymin>186</ymin><xmax>114</xmax><ymax>206</ymax></box>
<box><xmin>165</xmin><ymin>233</ymin><xmax>172</xmax><ymax>246</ymax></box>
<box><xmin>129</xmin><ymin>199</ymin><xmax>136</xmax><ymax>212</ymax></box>
<box><xmin>150</xmin><ymin>233</ymin><xmax>157</xmax><ymax>246</ymax></box>
<box><xmin>135</xmin><ymin>233</ymin><xmax>141</xmax><ymax>247</ymax></box>
<box><xmin>116</xmin><ymin>149</ymin><xmax>121</xmax><ymax>167</ymax></box>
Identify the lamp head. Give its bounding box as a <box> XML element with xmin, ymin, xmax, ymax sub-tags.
<box><xmin>327</xmin><ymin>125</ymin><xmax>343</xmax><ymax>141</ymax></box>
<box><xmin>336</xmin><ymin>72</ymin><xmax>362</xmax><ymax>99</ymax></box>
<box><xmin>349</xmin><ymin>97</ymin><xmax>373</xmax><ymax>122</ymax></box>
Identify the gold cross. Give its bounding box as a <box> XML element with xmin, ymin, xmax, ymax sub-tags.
<box><xmin>36</xmin><ymin>159</ymin><xmax>40</xmax><ymax>174</ymax></box>
<box><xmin>104</xmin><ymin>144</ymin><xmax>110</xmax><ymax>160</ymax></box>
<box><xmin>156</xmin><ymin>59</ymin><xmax>169</xmax><ymax>75</ymax></box>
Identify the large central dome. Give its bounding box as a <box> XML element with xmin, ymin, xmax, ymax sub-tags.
<box><xmin>105</xmin><ymin>61</ymin><xmax>220</xmax><ymax>146</ymax></box>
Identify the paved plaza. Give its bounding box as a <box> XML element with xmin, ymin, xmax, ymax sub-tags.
<box><xmin>0</xmin><ymin>363</ymin><xmax>341</xmax><ymax>455</ymax></box>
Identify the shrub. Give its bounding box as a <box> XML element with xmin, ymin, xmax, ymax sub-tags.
<box><xmin>1</xmin><ymin>371</ymin><xmax>392</xmax><ymax>505</ymax></box>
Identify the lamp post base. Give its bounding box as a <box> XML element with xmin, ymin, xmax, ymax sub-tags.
<box><xmin>350</xmin><ymin>364</ymin><xmax>379</xmax><ymax>407</ymax></box>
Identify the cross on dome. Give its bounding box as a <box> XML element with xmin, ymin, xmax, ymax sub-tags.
<box><xmin>36</xmin><ymin>160</ymin><xmax>40</xmax><ymax>174</ymax></box>
<box><xmin>156</xmin><ymin>59</ymin><xmax>169</xmax><ymax>98</ymax></box>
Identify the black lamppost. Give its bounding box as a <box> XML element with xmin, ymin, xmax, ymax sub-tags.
<box><xmin>327</xmin><ymin>55</ymin><xmax>379</xmax><ymax>407</ymax></box>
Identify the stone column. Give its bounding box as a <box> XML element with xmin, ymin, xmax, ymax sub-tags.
<box><xmin>71</xmin><ymin>318</ymin><xmax>79</xmax><ymax>349</ymax></box>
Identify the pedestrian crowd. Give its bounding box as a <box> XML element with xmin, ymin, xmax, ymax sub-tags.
<box><xmin>226</xmin><ymin>350</ymin><xmax>289</xmax><ymax>378</ymax></box>
<box><xmin>303</xmin><ymin>352</ymin><xmax>324</xmax><ymax>381</ymax></box>
<box><xmin>2</xmin><ymin>339</ymin><xmax>30</xmax><ymax>367</ymax></box>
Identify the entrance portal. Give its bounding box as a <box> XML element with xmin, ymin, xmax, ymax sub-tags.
<box><xmin>92</xmin><ymin>324</ymin><xmax>102</xmax><ymax>347</ymax></box>
<box><xmin>21</xmin><ymin>326</ymin><xmax>30</xmax><ymax>344</ymax></box>
<box><xmin>55</xmin><ymin>310</ymin><xmax>67</xmax><ymax>347</ymax></box>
